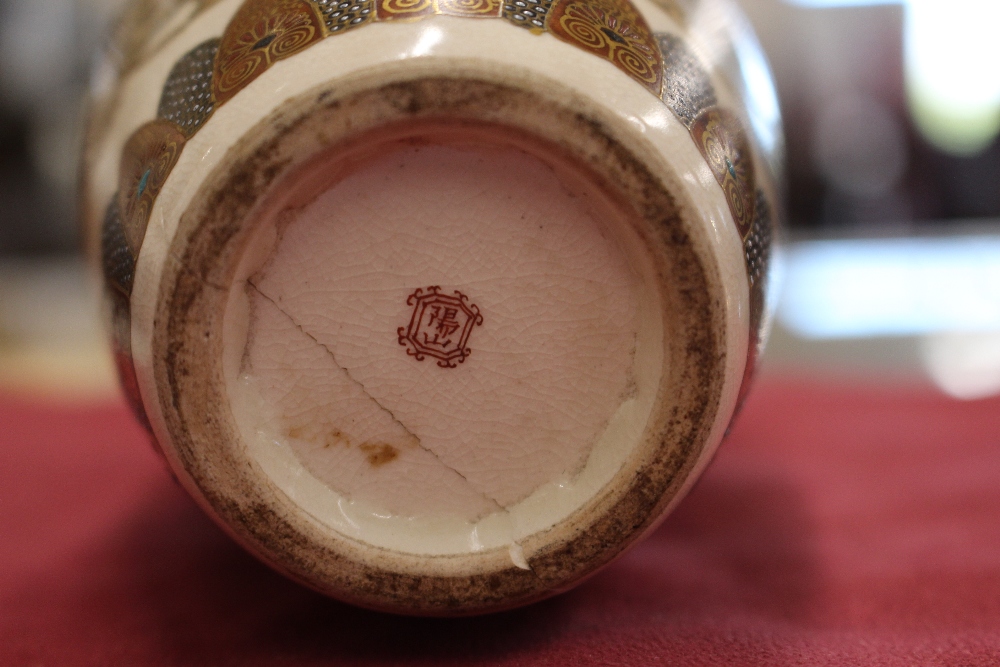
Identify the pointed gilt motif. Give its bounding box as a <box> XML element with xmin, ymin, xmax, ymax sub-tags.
<box><xmin>549</xmin><ymin>0</ymin><xmax>662</xmax><ymax>94</ymax></box>
<box><xmin>213</xmin><ymin>0</ymin><xmax>325</xmax><ymax>104</ymax></box>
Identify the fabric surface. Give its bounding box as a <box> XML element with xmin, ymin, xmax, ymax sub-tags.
<box><xmin>2</xmin><ymin>374</ymin><xmax>999</xmax><ymax>665</ymax></box>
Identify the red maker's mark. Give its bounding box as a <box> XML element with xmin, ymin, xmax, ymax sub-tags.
<box><xmin>397</xmin><ymin>286</ymin><xmax>483</xmax><ymax>368</ymax></box>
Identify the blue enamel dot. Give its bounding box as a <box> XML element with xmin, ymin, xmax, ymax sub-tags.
<box><xmin>137</xmin><ymin>168</ymin><xmax>150</xmax><ymax>197</ymax></box>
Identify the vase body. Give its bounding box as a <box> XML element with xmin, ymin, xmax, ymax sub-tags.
<box><xmin>83</xmin><ymin>0</ymin><xmax>782</xmax><ymax>614</ymax></box>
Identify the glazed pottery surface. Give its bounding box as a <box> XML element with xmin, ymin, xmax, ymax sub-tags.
<box><xmin>83</xmin><ymin>0</ymin><xmax>782</xmax><ymax>614</ymax></box>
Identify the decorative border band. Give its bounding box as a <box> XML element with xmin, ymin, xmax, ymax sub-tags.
<box><xmin>100</xmin><ymin>0</ymin><xmax>772</xmax><ymax>419</ymax></box>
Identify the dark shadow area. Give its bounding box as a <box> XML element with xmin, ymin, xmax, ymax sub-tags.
<box><xmin>95</xmin><ymin>478</ymin><xmax>570</xmax><ymax>665</ymax></box>
<box><xmin>5</xmin><ymin>437</ymin><xmax>820</xmax><ymax>665</ymax></box>
<box><xmin>645</xmin><ymin>466</ymin><xmax>822</xmax><ymax>623</ymax></box>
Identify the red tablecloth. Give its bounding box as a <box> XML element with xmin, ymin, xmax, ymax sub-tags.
<box><xmin>3</xmin><ymin>374</ymin><xmax>999</xmax><ymax>665</ymax></box>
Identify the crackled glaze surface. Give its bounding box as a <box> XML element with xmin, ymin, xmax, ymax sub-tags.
<box><xmin>234</xmin><ymin>141</ymin><xmax>642</xmax><ymax>522</ymax></box>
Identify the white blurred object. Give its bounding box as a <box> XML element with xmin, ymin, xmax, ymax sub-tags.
<box><xmin>783</xmin><ymin>0</ymin><xmax>1000</xmax><ymax>155</ymax></box>
<box><xmin>779</xmin><ymin>235</ymin><xmax>1000</xmax><ymax>338</ymax></box>
<box><xmin>778</xmin><ymin>233</ymin><xmax>1000</xmax><ymax>399</ymax></box>
<box><xmin>905</xmin><ymin>0</ymin><xmax>1000</xmax><ymax>156</ymax></box>
<box><xmin>921</xmin><ymin>331</ymin><xmax>1000</xmax><ymax>400</ymax></box>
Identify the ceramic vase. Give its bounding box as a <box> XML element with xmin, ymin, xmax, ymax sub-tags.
<box><xmin>82</xmin><ymin>0</ymin><xmax>782</xmax><ymax>614</ymax></box>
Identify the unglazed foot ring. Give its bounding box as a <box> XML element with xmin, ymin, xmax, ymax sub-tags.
<box><xmin>151</xmin><ymin>76</ymin><xmax>728</xmax><ymax>614</ymax></box>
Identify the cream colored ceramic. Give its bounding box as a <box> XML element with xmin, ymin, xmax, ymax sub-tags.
<box><xmin>82</xmin><ymin>0</ymin><xmax>782</xmax><ymax>614</ymax></box>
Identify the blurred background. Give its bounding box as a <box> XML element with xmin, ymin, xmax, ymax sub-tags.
<box><xmin>0</xmin><ymin>0</ymin><xmax>998</xmax><ymax>400</ymax></box>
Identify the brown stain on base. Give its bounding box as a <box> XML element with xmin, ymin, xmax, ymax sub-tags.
<box><xmin>288</xmin><ymin>424</ymin><xmax>398</xmax><ymax>467</ymax></box>
<box><xmin>359</xmin><ymin>443</ymin><xmax>400</xmax><ymax>467</ymax></box>
<box><xmin>325</xmin><ymin>429</ymin><xmax>350</xmax><ymax>448</ymax></box>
